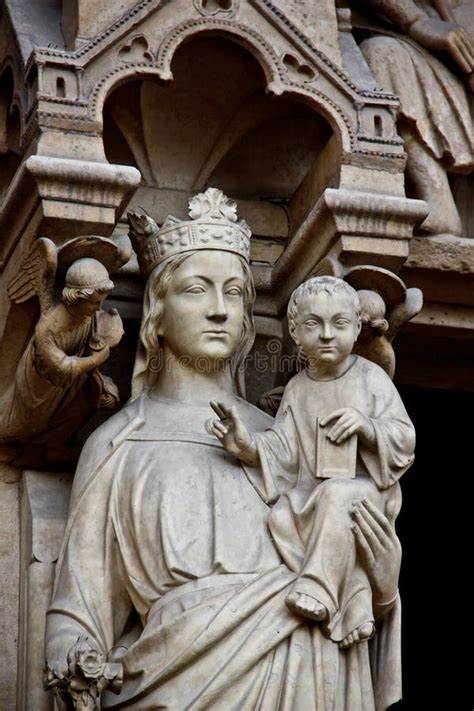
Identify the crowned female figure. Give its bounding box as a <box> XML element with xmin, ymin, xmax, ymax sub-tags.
<box><xmin>45</xmin><ymin>189</ymin><xmax>403</xmax><ymax>710</ymax></box>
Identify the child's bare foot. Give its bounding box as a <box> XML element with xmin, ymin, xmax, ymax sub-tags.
<box><xmin>285</xmin><ymin>592</ymin><xmax>327</xmax><ymax>621</ymax></box>
<box><xmin>339</xmin><ymin>621</ymin><xmax>375</xmax><ymax>649</ymax></box>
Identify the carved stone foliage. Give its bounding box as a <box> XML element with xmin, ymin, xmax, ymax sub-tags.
<box><xmin>0</xmin><ymin>235</ymin><xmax>130</xmax><ymax>468</ymax></box>
<box><xmin>44</xmin><ymin>637</ymin><xmax>122</xmax><ymax>711</ymax></box>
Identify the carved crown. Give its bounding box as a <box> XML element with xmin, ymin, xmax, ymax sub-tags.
<box><xmin>128</xmin><ymin>188</ymin><xmax>251</xmax><ymax>278</ymax></box>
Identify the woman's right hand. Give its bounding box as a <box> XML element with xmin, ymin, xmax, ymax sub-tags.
<box><xmin>210</xmin><ymin>401</ymin><xmax>256</xmax><ymax>461</ymax></box>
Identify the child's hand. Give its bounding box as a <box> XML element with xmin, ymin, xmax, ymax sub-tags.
<box><xmin>210</xmin><ymin>401</ymin><xmax>257</xmax><ymax>463</ymax></box>
<box><xmin>320</xmin><ymin>408</ymin><xmax>376</xmax><ymax>447</ymax></box>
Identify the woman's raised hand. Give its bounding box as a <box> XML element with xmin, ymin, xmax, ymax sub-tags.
<box><xmin>210</xmin><ymin>401</ymin><xmax>254</xmax><ymax>456</ymax></box>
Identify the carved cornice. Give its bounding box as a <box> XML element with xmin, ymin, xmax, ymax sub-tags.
<box><xmin>27</xmin><ymin>0</ymin><xmax>173</xmax><ymax>68</ymax></box>
<box><xmin>14</xmin><ymin>0</ymin><xmax>405</xmax><ymax>165</ymax></box>
<box><xmin>0</xmin><ymin>157</ymin><xmax>140</xmax><ymax>272</ymax></box>
<box><xmin>270</xmin><ymin>188</ymin><xmax>429</xmax><ymax>315</ymax></box>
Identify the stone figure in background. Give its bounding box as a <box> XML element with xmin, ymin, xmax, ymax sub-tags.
<box><xmin>46</xmin><ymin>189</ymin><xmax>406</xmax><ymax>710</ymax></box>
<box><xmin>344</xmin><ymin>265</ymin><xmax>424</xmax><ymax>378</ymax></box>
<box><xmin>212</xmin><ymin>276</ymin><xmax>415</xmax><ymax>651</ymax></box>
<box><xmin>356</xmin><ymin>0</ymin><xmax>474</xmax><ymax>235</ymax></box>
<box><xmin>0</xmin><ymin>236</ymin><xmax>127</xmax><ymax>467</ymax></box>
<box><xmin>355</xmin><ymin>289</ymin><xmax>391</xmax><ymax>367</ymax></box>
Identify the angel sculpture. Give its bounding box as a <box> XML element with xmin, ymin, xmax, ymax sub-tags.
<box><xmin>344</xmin><ymin>266</ymin><xmax>423</xmax><ymax>379</ymax></box>
<box><xmin>0</xmin><ymin>235</ymin><xmax>129</xmax><ymax>467</ymax></box>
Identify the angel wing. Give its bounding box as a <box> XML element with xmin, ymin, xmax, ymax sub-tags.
<box><xmin>387</xmin><ymin>287</ymin><xmax>423</xmax><ymax>343</ymax></box>
<box><xmin>310</xmin><ymin>255</ymin><xmax>344</xmax><ymax>279</ymax></box>
<box><xmin>7</xmin><ymin>237</ymin><xmax>58</xmax><ymax>313</ymax></box>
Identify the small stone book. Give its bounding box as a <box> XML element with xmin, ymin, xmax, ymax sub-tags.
<box><xmin>316</xmin><ymin>418</ymin><xmax>357</xmax><ymax>478</ymax></box>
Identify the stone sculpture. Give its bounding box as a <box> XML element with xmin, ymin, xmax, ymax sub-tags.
<box><xmin>45</xmin><ymin>189</ymin><xmax>406</xmax><ymax>710</ymax></box>
<box><xmin>44</xmin><ymin>636</ymin><xmax>123</xmax><ymax>711</ymax></box>
<box><xmin>357</xmin><ymin>0</ymin><xmax>474</xmax><ymax>235</ymax></box>
<box><xmin>344</xmin><ymin>265</ymin><xmax>423</xmax><ymax>378</ymax></box>
<box><xmin>258</xmin><ymin>261</ymin><xmax>423</xmax><ymax>416</ymax></box>
<box><xmin>0</xmin><ymin>236</ymin><xmax>127</xmax><ymax>467</ymax></box>
<box><xmin>212</xmin><ymin>275</ymin><xmax>415</xmax><ymax>653</ymax></box>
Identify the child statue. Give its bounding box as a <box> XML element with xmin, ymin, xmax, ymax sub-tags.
<box><xmin>211</xmin><ymin>276</ymin><xmax>415</xmax><ymax>648</ymax></box>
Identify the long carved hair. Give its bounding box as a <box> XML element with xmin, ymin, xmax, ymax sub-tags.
<box><xmin>131</xmin><ymin>249</ymin><xmax>256</xmax><ymax>399</ymax></box>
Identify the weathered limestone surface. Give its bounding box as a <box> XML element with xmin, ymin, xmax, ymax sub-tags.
<box><xmin>0</xmin><ymin>463</ymin><xmax>21</xmax><ymax>710</ymax></box>
<box><xmin>18</xmin><ymin>471</ymin><xmax>72</xmax><ymax>711</ymax></box>
<box><xmin>0</xmin><ymin>0</ymin><xmax>472</xmax><ymax>707</ymax></box>
<box><xmin>44</xmin><ymin>192</ymin><xmax>409</xmax><ymax>709</ymax></box>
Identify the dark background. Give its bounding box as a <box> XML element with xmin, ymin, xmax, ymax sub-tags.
<box><xmin>392</xmin><ymin>386</ymin><xmax>472</xmax><ymax>710</ymax></box>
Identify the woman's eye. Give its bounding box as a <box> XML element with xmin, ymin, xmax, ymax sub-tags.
<box><xmin>304</xmin><ymin>320</ymin><xmax>317</xmax><ymax>327</ymax></box>
<box><xmin>185</xmin><ymin>285</ymin><xmax>206</xmax><ymax>294</ymax></box>
<box><xmin>226</xmin><ymin>287</ymin><xmax>242</xmax><ymax>296</ymax></box>
<box><xmin>335</xmin><ymin>319</ymin><xmax>349</xmax><ymax>327</ymax></box>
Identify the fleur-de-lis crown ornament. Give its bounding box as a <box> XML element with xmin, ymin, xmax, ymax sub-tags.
<box><xmin>128</xmin><ymin>188</ymin><xmax>251</xmax><ymax>277</ymax></box>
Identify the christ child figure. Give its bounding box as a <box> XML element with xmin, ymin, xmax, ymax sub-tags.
<box><xmin>211</xmin><ymin>276</ymin><xmax>415</xmax><ymax>648</ymax></box>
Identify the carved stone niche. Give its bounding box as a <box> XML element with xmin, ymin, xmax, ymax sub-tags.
<box><xmin>0</xmin><ymin>0</ymin><xmax>430</xmax><ymax>413</ymax></box>
<box><xmin>97</xmin><ymin>27</ymin><xmax>427</xmax><ymax>398</ymax></box>
<box><xmin>10</xmin><ymin>0</ymin><xmax>427</xmax><ymax>276</ymax></box>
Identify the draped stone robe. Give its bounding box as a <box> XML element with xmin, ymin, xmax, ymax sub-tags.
<box><xmin>250</xmin><ymin>356</ymin><xmax>416</xmax><ymax>643</ymax></box>
<box><xmin>46</xmin><ymin>389</ymin><xmax>403</xmax><ymax>710</ymax></box>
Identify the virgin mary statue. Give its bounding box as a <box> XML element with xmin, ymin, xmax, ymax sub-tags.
<box><xmin>45</xmin><ymin>189</ymin><xmax>403</xmax><ymax>710</ymax></box>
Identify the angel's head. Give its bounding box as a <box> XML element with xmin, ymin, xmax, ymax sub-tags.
<box><xmin>62</xmin><ymin>258</ymin><xmax>114</xmax><ymax>316</ymax></box>
<box><xmin>358</xmin><ymin>290</ymin><xmax>389</xmax><ymax>337</ymax></box>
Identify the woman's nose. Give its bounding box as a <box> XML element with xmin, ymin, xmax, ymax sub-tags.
<box><xmin>208</xmin><ymin>289</ymin><xmax>228</xmax><ymax>320</ymax></box>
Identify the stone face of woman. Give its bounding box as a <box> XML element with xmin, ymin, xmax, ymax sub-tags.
<box><xmin>158</xmin><ymin>250</ymin><xmax>246</xmax><ymax>366</ymax></box>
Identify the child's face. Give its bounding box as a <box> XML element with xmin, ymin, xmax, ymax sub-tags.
<box><xmin>291</xmin><ymin>291</ymin><xmax>361</xmax><ymax>368</ymax></box>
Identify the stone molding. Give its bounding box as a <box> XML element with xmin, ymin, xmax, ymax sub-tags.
<box><xmin>0</xmin><ymin>156</ymin><xmax>140</xmax><ymax>271</ymax></box>
<box><xmin>14</xmin><ymin>0</ymin><xmax>405</xmax><ymax>169</ymax></box>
